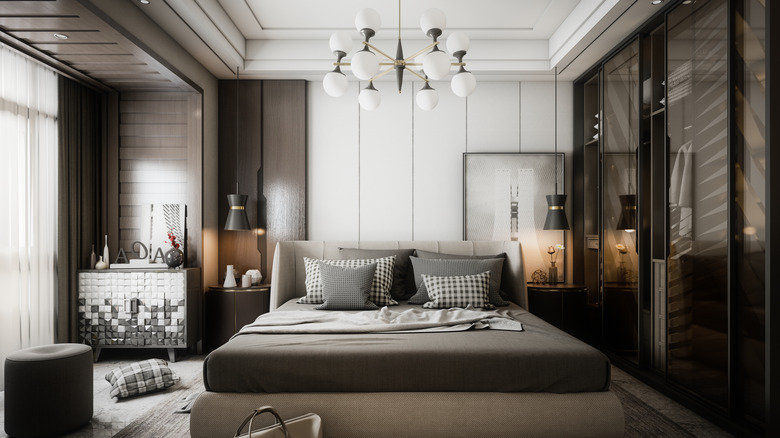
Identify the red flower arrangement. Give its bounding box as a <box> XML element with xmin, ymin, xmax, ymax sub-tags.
<box><xmin>166</xmin><ymin>231</ymin><xmax>180</xmax><ymax>249</ymax></box>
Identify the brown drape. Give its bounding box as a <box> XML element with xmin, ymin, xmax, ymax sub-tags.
<box><xmin>57</xmin><ymin>77</ymin><xmax>103</xmax><ymax>343</ymax></box>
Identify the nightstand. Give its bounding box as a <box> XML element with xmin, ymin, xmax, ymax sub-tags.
<box><xmin>204</xmin><ymin>284</ymin><xmax>270</xmax><ymax>352</ymax></box>
<box><xmin>527</xmin><ymin>283</ymin><xmax>587</xmax><ymax>338</ymax></box>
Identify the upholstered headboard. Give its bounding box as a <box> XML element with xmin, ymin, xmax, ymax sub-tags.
<box><xmin>270</xmin><ymin>241</ymin><xmax>528</xmax><ymax>310</ymax></box>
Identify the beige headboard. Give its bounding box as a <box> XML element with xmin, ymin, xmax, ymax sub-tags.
<box><xmin>270</xmin><ymin>241</ymin><xmax>528</xmax><ymax>310</ymax></box>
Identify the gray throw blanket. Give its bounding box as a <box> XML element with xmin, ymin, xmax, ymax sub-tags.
<box><xmin>234</xmin><ymin>306</ymin><xmax>524</xmax><ymax>336</ymax></box>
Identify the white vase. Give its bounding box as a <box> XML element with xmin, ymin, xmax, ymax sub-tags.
<box><xmin>224</xmin><ymin>265</ymin><xmax>237</xmax><ymax>287</ymax></box>
<box><xmin>103</xmin><ymin>234</ymin><xmax>110</xmax><ymax>269</ymax></box>
<box><xmin>95</xmin><ymin>256</ymin><xmax>107</xmax><ymax>270</ymax></box>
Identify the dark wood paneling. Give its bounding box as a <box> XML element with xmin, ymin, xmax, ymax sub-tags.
<box><xmin>218</xmin><ymin>80</ymin><xmax>263</xmax><ymax>280</ymax></box>
<box><xmin>767</xmin><ymin>1</ymin><xmax>779</xmax><ymax>435</ymax></box>
<box><xmin>263</xmin><ymin>80</ymin><xmax>306</xmax><ymax>281</ymax></box>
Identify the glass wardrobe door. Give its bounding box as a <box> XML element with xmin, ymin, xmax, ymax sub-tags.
<box><xmin>666</xmin><ymin>0</ymin><xmax>729</xmax><ymax>408</ymax></box>
<box><xmin>602</xmin><ymin>40</ymin><xmax>640</xmax><ymax>363</ymax></box>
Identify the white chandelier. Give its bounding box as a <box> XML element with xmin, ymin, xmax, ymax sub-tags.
<box><xmin>323</xmin><ymin>3</ymin><xmax>476</xmax><ymax>111</ymax></box>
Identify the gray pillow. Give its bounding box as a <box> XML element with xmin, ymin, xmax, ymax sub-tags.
<box><xmin>414</xmin><ymin>250</ymin><xmax>509</xmax><ymax>300</ymax></box>
<box><xmin>422</xmin><ymin>271</ymin><xmax>494</xmax><ymax>309</ymax></box>
<box><xmin>339</xmin><ymin>248</ymin><xmax>416</xmax><ymax>300</ymax></box>
<box><xmin>315</xmin><ymin>262</ymin><xmax>379</xmax><ymax>310</ymax></box>
<box><xmin>105</xmin><ymin>358</ymin><xmax>179</xmax><ymax>399</ymax></box>
<box><xmin>408</xmin><ymin>257</ymin><xmax>508</xmax><ymax>306</ymax></box>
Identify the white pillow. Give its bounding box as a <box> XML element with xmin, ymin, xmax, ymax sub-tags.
<box><xmin>299</xmin><ymin>256</ymin><xmax>397</xmax><ymax>306</ymax></box>
<box><xmin>421</xmin><ymin>271</ymin><xmax>494</xmax><ymax>309</ymax></box>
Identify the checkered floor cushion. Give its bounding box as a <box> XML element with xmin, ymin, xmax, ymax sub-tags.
<box><xmin>299</xmin><ymin>256</ymin><xmax>397</xmax><ymax>306</ymax></box>
<box><xmin>421</xmin><ymin>271</ymin><xmax>495</xmax><ymax>309</ymax></box>
<box><xmin>105</xmin><ymin>358</ymin><xmax>179</xmax><ymax>399</ymax></box>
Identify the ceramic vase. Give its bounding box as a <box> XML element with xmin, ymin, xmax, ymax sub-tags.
<box><xmin>224</xmin><ymin>265</ymin><xmax>237</xmax><ymax>287</ymax></box>
<box><xmin>165</xmin><ymin>248</ymin><xmax>184</xmax><ymax>268</ymax></box>
<box><xmin>90</xmin><ymin>244</ymin><xmax>97</xmax><ymax>269</ymax></box>
<box><xmin>95</xmin><ymin>256</ymin><xmax>107</xmax><ymax>270</ymax></box>
<box><xmin>103</xmin><ymin>235</ymin><xmax>110</xmax><ymax>269</ymax></box>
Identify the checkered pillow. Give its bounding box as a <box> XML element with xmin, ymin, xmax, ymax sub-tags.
<box><xmin>105</xmin><ymin>358</ymin><xmax>179</xmax><ymax>399</ymax></box>
<box><xmin>421</xmin><ymin>271</ymin><xmax>495</xmax><ymax>309</ymax></box>
<box><xmin>315</xmin><ymin>262</ymin><xmax>379</xmax><ymax>310</ymax></box>
<box><xmin>299</xmin><ymin>256</ymin><xmax>397</xmax><ymax>306</ymax></box>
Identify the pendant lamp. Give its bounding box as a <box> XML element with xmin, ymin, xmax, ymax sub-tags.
<box><xmin>225</xmin><ymin>66</ymin><xmax>251</xmax><ymax>231</ymax></box>
<box><xmin>543</xmin><ymin>66</ymin><xmax>570</xmax><ymax>230</ymax></box>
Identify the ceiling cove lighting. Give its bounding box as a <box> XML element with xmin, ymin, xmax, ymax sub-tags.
<box><xmin>323</xmin><ymin>1</ymin><xmax>476</xmax><ymax>111</ymax></box>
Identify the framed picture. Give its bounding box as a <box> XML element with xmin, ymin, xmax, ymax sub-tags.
<box><xmin>463</xmin><ymin>153</ymin><xmax>565</xmax><ymax>282</ymax></box>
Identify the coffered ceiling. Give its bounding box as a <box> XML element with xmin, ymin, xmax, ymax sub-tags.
<box><xmin>134</xmin><ymin>0</ymin><xmax>665</xmax><ymax>82</ymax></box>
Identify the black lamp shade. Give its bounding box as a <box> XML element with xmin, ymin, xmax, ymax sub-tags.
<box><xmin>225</xmin><ymin>194</ymin><xmax>251</xmax><ymax>230</ymax></box>
<box><xmin>543</xmin><ymin>194</ymin><xmax>570</xmax><ymax>230</ymax></box>
<box><xmin>616</xmin><ymin>194</ymin><xmax>637</xmax><ymax>231</ymax></box>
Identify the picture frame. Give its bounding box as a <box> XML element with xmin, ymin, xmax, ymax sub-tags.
<box><xmin>463</xmin><ymin>152</ymin><xmax>566</xmax><ymax>282</ymax></box>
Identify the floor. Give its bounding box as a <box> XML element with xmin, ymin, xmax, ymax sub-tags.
<box><xmin>1</xmin><ymin>351</ymin><xmax>735</xmax><ymax>437</ymax></box>
<box><xmin>0</xmin><ymin>349</ymin><xmax>204</xmax><ymax>438</ymax></box>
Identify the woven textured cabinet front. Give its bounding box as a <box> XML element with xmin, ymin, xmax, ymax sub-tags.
<box><xmin>78</xmin><ymin>271</ymin><xmax>187</xmax><ymax>346</ymax></box>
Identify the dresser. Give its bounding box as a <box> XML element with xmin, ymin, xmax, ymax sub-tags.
<box><xmin>78</xmin><ymin>268</ymin><xmax>201</xmax><ymax>361</ymax></box>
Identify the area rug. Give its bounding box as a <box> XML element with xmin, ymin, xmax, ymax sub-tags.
<box><xmin>112</xmin><ymin>373</ymin><xmax>204</xmax><ymax>438</ymax></box>
<box><xmin>611</xmin><ymin>383</ymin><xmax>695</xmax><ymax>437</ymax></box>
<box><xmin>115</xmin><ymin>378</ymin><xmax>695</xmax><ymax>437</ymax></box>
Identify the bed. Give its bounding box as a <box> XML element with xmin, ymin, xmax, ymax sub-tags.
<box><xmin>190</xmin><ymin>241</ymin><xmax>624</xmax><ymax>437</ymax></box>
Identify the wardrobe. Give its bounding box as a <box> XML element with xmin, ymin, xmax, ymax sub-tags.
<box><xmin>572</xmin><ymin>0</ymin><xmax>770</xmax><ymax>434</ymax></box>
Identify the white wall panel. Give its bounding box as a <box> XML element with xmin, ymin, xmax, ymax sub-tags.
<box><xmin>466</xmin><ymin>82</ymin><xmax>520</xmax><ymax>152</ymax></box>
<box><xmin>413</xmin><ymin>82</ymin><xmax>467</xmax><ymax>240</ymax></box>
<box><xmin>520</xmin><ymin>81</ymin><xmax>556</xmax><ymax>151</ymax></box>
<box><xmin>306</xmin><ymin>82</ymin><xmax>360</xmax><ymax>240</ymax></box>
<box><xmin>359</xmin><ymin>83</ymin><xmax>414</xmax><ymax>240</ymax></box>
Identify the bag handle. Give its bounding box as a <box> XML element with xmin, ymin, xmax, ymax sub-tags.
<box><xmin>234</xmin><ymin>406</ymin><xmax>289</xmax><ymax>438</ymax></box>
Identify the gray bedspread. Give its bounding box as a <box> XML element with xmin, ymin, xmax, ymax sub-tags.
<box><xmin>233</xmin><ymin>306</ymin><xmax>524</xmax><ymax>334</ymax></box>
<box><xmin>203</xmin><ymin>301</ymin><xmax>610</xmax><ymax>394</ymax></box>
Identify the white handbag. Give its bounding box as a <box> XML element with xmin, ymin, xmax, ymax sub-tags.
<box><xmin>234</xmin><ymin>406</ymin><xmax>323</xmax><ymax>438</ymax></box>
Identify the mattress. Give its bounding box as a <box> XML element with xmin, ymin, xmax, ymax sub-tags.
<box><xmin>203</xmin><ymin>300</ymin><xmax>611</xmax><ymax>394</ymax></box>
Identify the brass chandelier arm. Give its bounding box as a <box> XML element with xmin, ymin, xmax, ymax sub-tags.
<box><xmin>403</xmin><ymin>66</ymin><xmax>428</xmax><ymax>82</ymax></box>
<box><xmin>363</xmin><ymin>41</ymin><xmax>395</xmax><ymax>62</ymax></box>
<box><xmin>404</xmin><ymin>41</ymin><xmax>438</xmax><ymax>63</ymax></box>
<box><xmin>369</xmin><ymin>66</ymin><xmax>396</xmax><ymax>82</ymax></box>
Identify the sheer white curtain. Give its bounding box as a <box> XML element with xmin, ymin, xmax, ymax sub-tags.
<box><xmin>0</xmin><ymin>43</ymin><xmax>59</xmax><ymax>391</ymax></box>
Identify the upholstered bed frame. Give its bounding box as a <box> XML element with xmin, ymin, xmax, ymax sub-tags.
<box><xmin>190</xmin><ymin>241</ymin><xmax>624</xmax><ymax>437</ymax></box>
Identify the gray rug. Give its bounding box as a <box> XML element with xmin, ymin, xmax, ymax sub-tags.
<box><xmin>112</xmin><ymin>374</ymin><xmax>204</xmax><ymax>438</ymax></box>
<box><xmin>114</xmin><ymin>378</ymin><xmax>695</xmax><ymax>437</ymax></box>
<box><xmin>611</xmin><ymin>383</ymin><xmax>695</xmax><ymax>437</ymax></box>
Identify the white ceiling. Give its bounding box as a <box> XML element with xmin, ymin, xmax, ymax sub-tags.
<box><xmin>135</xmin><ymin>0</ymin><xmax>666</xmax><ymax>82</ymax></box>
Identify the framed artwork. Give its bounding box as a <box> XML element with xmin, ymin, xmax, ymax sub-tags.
<box><xmin>463</xmin><ymin>153</ymin><xmax>566</xmax><ymax>282</ymax></box>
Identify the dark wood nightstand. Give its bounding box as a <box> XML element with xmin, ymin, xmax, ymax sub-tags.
<box><xmin>527</xmin><ymin>283</ymin><xmax>588</xmax><ymax>338</ymax></box>
<box><xmin>204</xmin><ymin>284</ymin><xmax>270</xmax><ymax>352</ymax></box>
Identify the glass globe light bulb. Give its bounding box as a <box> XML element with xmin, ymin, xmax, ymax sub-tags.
<box><xmin>323</xmin><ymin>71</ymin><xmax>348</xmax><ymax>97</ymax></box>
<box><xmin>355</xmin><ymin>8</ymin><xmax>381</xmax><ymax>33</ymax></box>
<box><xmin>420</xmin><ymin>9</ymin><xmax>446</xmax><ymax>35</ymax></box>
<box><xmin>451</xmin><ymin>71</ymin><xmax>476</xmax><ymax>97</ymax></box>
<box><xmin>446</xmin><ymin>32</ymin><xmax>470</xmax><ymax>54</ymax></box>
<box><xmin>329</xmin><ymin>32</ymin><xmax>352</xmax><ymax>54</ymax></box>
<box><xmin>351</xmin><ymin>50</ymin><xmax>379</xmax><ymax>80</ymax></box>
<box><xmin>416</xmin><ymin>86</ymin><xmax>439</xmax><ymax>111</ymax></box>
<box><xmin>422</xmin><ymin>50</ymin><xmax>451</xmax><ymax>80</ymax></box>
<box><xmin>359</xmin><ymin>85</ymin><xmax>381</xmax><ymax>110</ymax></box>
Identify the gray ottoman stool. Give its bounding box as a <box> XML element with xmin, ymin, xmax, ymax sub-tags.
<box><xmin>4</xmin><ymin>343</ymin><xmax>93</xmax><ymax>437</ymax></box>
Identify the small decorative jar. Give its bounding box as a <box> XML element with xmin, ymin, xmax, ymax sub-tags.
<box><xmin>164</xmin><ymin>247</ymin><xmax>184</xmax><ymax>268</ymax></box>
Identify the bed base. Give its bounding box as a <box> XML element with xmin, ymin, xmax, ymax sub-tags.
<box><xmin>190</xmin><ymin>390</ymin><xmax>624</xmax><ymax>437</ymax></box>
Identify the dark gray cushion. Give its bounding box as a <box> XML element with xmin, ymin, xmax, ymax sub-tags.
<box><xmin>339</xmin><ymin>248</ymin><xmax>416</xmax><ymax>300</ymax></box>
<box><xmin>315</xmin><ymin>262</ymin><xmax>379</xmax><ymax>310</ymax></box>
<box><xmin>408</xmin><ymin>257</ymin><xmax>508</xmax><ymax>306</ymax></box>
<box><xmin>422</xmin><ymin>271</ymin><xmax>494</xmax><ymax>309</ymax></box>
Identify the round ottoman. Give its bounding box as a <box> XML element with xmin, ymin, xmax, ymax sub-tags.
<box><xmin>4</xmin><ymin>343</ymin><xmax>93</xmax><ymax>437</ymax></box>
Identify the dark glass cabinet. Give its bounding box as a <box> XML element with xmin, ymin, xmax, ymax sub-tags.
<box><xmin>574</xmin><ymin>0</ymin><xmax>768</xmax><ymax>433</ymax></box>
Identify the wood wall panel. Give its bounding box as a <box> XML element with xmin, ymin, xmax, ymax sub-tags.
<box><xmin>218</xmin><ymin>80</ymin><xmax>263</xmax><ymax>281</ymax></box>
<box><xmin>117</xmin><ymin>91</ymin><xmax>202</xmax><ymax>266</ymax></box>
<box><xmin>262</xmin><ymin>81</ymin><xmax>307</xmax><ymax>281</ymax></box>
